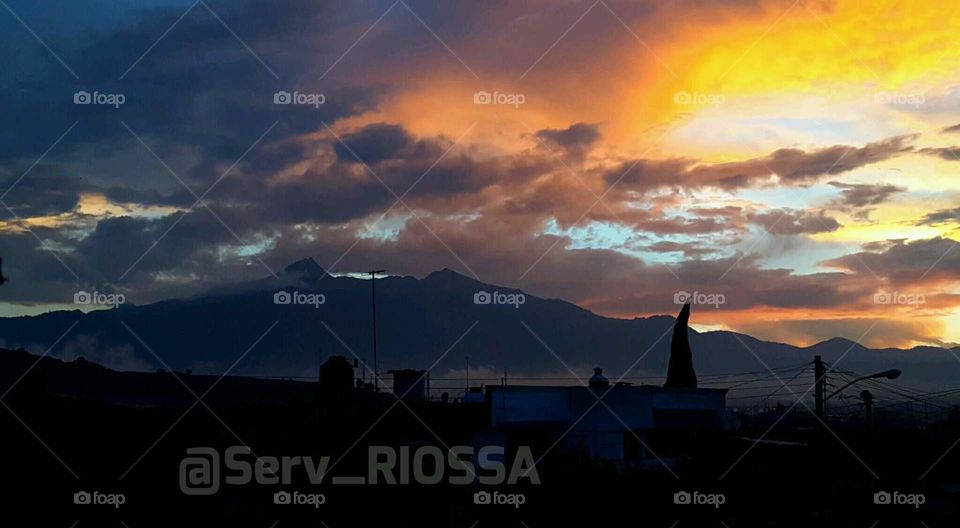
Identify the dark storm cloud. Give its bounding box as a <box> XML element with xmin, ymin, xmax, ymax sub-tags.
<box><xmin>918</xmin><ymin>146</ymin><xmax>960</xmax><ymax>161</ymax></box>
<box><xmin>70</xmin><ymin>211</ymin><xmax>233</xmax><ymax>282</ymax></box>
<box><xmin>99</xmin><ymin>186</ymin><xmax>181</xmax><ymax>208</ymax></box>
<box><xmin>0</xmin><ymin>227</ymin><xmax>82</xmax><ymax>302</ymax></box>
<box><xmin>758</xmin><ymin>135</ymin><xmax>915</xmax><ymax>183</ymax></box>
<box><xmin>824</xmin><ymin>237</ymin><xmax>960</xmax><ymax>284</ymax></box>
<box><xmin>69</xmin><ymin>121</ymin><xmax>546</xmax><ymax>241</ymax></box>
<box><xmin>608</xmin><ymin>135</ymin><xmax>915</xmax><ymax>193</ymax></box>
<box><xmin>0</xmin><ymin>168</ymin><xmax>83</xmax><ymax>220</ymax></box>
<box><xmin>0</xmin><ymin>115</ymin><xmax>559</xmax><ymax>300</ymax></box>
<box><xmin>518</xmin><ymin>246</ymin><xmax>872</xmax><ymax>317</ymax></box>
<box><xmin>535</xmin><ymin>123</ymin><xmax>601</xmax><ymax>160</ymax></box>
<box><xmin>0</xmin><ymin>0</ymin><xmax>384</xmax><ymax>174</ymax></box>
<box><xmin>645</xmin><ymin>241</ymin><xmax>716</xmax><ymax>258</ymax></box>
<box><xmin>0</xmin><ymin>111</ymin><xmax>937</xmax><ymax>317</ymax></box>
<box><xmin>748</xmin><ymin>209</ymin><xmax>842</xmax><ymax>235</ymax></box>
<box><xmin>334</xmin><ymin>124</ymin><xmax>415</xmax><ymax>163</ymax></box>
<box><xmin>860</xmin><ymin>239</ymin><xmax>903</xmax><ymax>252</ymax></box>
<box><xmin>233</xmin><ymin>140</ymin><xmax>523</xmax><ymax>224</ymax></box>
<box><xmin>635</xmin><ymin>215</ymin><xmax>739</xmax><ymax>235</ymax></box>
<box><xmin>0</xmin><ymin>0</ymin><xmax>398</xmax><ymax>300</ymax></box>
<box><xmin>916</xmin><ymin>207</ymin><xmax>960</xmax><ymax>226</ymax></box>
<box><xmin>828</xmin><ymin>181</ymin><xmax>907</xmax><ymax>207</ymax></box>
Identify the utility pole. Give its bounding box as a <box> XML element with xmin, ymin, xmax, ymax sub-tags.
<box><xmin>860</xmin><ymin>390</ymin><xmax>873</xmax><ymax>426</ymax></box>
<box><xmin>502</xmin><ymin>367</ymin><xmax>507</xmax><ymax>410</ymax></box>
<box><xmin>814</xmin><ymin>355</ymin><xmax>826</xmax><ymax>419</ymax></box>
<box><xmin>368</xmin><ymin>269</ymin><xmax>386</xmax><ymax>390</ymax></box>
<box><xmin>317</xmin><ymin>345</ymin><xmax>323</xmax><ymax>383</ymax></box>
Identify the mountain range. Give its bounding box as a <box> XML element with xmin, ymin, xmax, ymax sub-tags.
<box><xmin>1</xmin><ymin>258</ymin><xmax>959</xmax><ymax>393</ymax></box>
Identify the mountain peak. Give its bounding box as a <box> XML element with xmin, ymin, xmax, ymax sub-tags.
<box><xmin>283</xmin><ymin>257</ymin><xmax>325</xmax><ymax>278</ymax></box>
<box><xmin>424</xmin><ymin>267</ymin><xmax>476</xmax><ymax>285</ymax></box>
<box><xmin>427</xmin><ymin>267</ymin><xmax>464</xmax><ymax>277</ymax></box>
<box><xmin>807</xmin><ymin>336</ymin><xmax>865</xmax><ymax>352</ymax></box>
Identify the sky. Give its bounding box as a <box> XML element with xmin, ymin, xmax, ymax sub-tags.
<box><xmin>2</xmin><ymin>0</ymin><xmax>960</xmax><ymax>349</ymax></box>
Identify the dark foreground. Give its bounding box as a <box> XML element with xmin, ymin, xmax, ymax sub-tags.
<box><xmin>3</xmin><ymin>350</ymin><xmax>959</xmax><ymax>527</ymax></box>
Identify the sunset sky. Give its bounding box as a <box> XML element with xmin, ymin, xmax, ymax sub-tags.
<box><xmin>2</xmin><ymin>0</ymin><xmax>960</xmax><ymax>348</ymax></box>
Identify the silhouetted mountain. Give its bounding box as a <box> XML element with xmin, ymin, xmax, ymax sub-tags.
<box><xmin>1</xmin><ymin>260</ymin><xmax>959</xmax><ymax>390</ymax></box>
<box><xmin>0</xmin><ymin>346</ymin><xmax>315</xmax><ymax>408</ymax></box>
<box><xmin>283</xmin><ymin>256</ymin><xmax>327</xmax><ymax>282</ymax></box>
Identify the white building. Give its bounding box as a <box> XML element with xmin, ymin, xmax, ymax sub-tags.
<box><xmin>486</xmin><ymin>380</ymin><xmax>727</xmax><ymax>463</ymax></box>
<box><xmin>484</xmin><ymin>304</ymin><xmax>727</xmax><ymax>464</ymax></box>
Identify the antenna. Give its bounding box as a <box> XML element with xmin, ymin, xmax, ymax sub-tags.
<box><xmin>367</xmin><ymin>269</ymin><xmax>387</xmax><ymax>390</ymax></box>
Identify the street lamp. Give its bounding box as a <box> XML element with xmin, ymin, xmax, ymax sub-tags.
<box><xmin>825</xmin><ymin>369</ymin><xmax>901</xmax><ymax>402</ymax></box>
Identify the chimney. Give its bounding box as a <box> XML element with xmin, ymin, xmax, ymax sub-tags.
<box><xmin>664</xmin><ymin>303</ymin><xmax>697</xmax><ymax>388</ymax></box>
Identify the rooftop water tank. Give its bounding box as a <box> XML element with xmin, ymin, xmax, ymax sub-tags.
<box><xmin>390</xmin><ymin>369</ymin><xmax>427</xmax><ymax>401</ymax></box>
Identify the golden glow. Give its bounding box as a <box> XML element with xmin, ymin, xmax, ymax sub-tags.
<box><xmin>0</xmin><ymin>193</ymin><xmax>179</xmax><ymax>233</ymax></box>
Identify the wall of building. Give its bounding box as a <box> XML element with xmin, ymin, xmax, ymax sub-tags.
<box><xmin>488</xmin><ymin>385</ymin><xmax>727</xmax><ymax>462</ymax></box>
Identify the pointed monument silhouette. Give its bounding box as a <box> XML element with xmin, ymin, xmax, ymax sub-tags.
<box><xmin>664</xmin><ymin>302</ymin><xmax>697</xmax><ymax>388</ymax></box>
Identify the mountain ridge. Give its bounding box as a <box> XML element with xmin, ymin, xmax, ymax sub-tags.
<box><xmin>0</xmin><ymin>259</ymin><xmax>958</xmax><ymax>391</ymax></box>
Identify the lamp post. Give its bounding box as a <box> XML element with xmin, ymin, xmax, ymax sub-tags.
<box><xmin>814</xmin><ymin>367</ymin><xmax>900</xmax><ymax>421</ymax></box>
<box><xmin>824</xmin><ymin>369</ymin><xmax>901</xmax><ymax>403</ymax></box>
<box><xmin>813</xmin><ymin>355</ymin><xmax>901</xmax><ymax>420</ymax></box>
<box><xmin>367</xmin><ymin>269</ymin><xmax>386</xmax><ymax>390</ymax></box>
